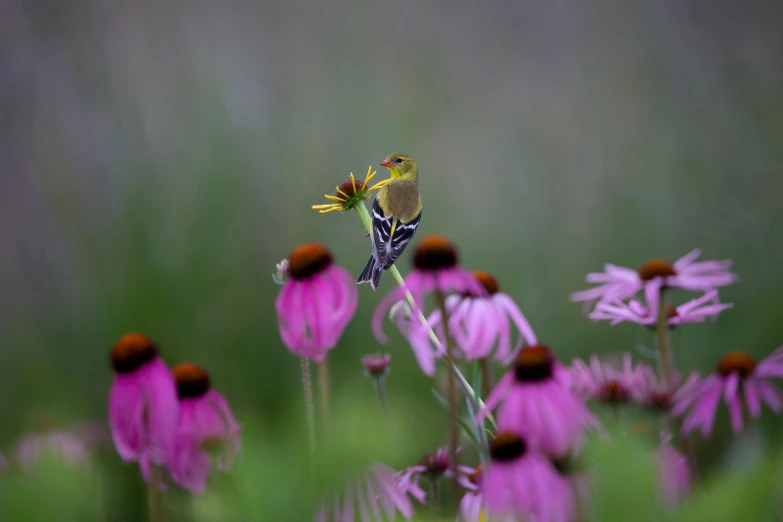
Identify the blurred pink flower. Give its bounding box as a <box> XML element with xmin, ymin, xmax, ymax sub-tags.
<box><xmin>673</xmin><ymin>347</ymin><xmax>783</xmax><ymax>437</ymax></box>
<box><xmin>657</xmin><ymin>436</ymin><xmax>691</xmax><ymax>507</ymax></box>
<box><xmin>397</xmin><ymin>446</ymin><xmax>475</xmax><ymax>494</ymax></box>
<box><xmin>314</xmin><ymin>462</ymin><xmax>422</xmax><ymax>522</ymax></box>
<box><xmin>411</xmin><ymin>271</ymin><xmax>537</xmax><ymax>364</ymax></box>
<box><xmin>14</xmin><ymin>429</ymin><xmax>88</xmax><ymax>472</ymax></box>
<box><xmin>570</xmin><ymin>249</ymin><xmax>736</xmax><ymax>304</ymax></box>
<box><xmin>589</xmin><ymin>279</ymin><xmax>733</xmax><ymax>327</ymax></box>
<box><xmin>479</xmin><ymin>345</ymin><xmax>599</xmax><ymax>458</ymax></box>
<box><xmin>631</xmin><ymin>364</ymin><xmax>700</xmax><ymax>412</ymax></box>
<box><xmin>361</xmin><ymin>353</ymin><xmax>391</xmax><ymax>379</ymax></box>
<box><xmin>166</xmin><ymin>363</ymin><xmax>240</xmax><ymax>494</ymax></box>
<box><xmin>457</xmin><ymin>465</ymin><xmax>483</xmax><ymax>522</ymax></box>
<box><xmin>372</xmin><ymin>236</ymin><xmax>485</xmax><ymax>375</ymax></box>
<box><xmin>275</xmin><ymin>243</ymin><xmax>358</xmax><ymax>361</ymax></box>
<box><xmin>570</xmin><ymin>353</ymin><xmax>640</xmax><ymax>405</ymax></box>
<box><xmin>483</xmin><ymin>432</ymin><xmax>575</xmax><ymax>522</ymax></box>
<box><xmin>108</xmin><ymin>333</ymin><xmax>178</xmax><ymax>481</ymax></box>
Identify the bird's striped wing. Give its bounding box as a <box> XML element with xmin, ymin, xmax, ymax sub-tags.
<box><xmin>371</xmin><ymin>198</ymin><xmax>421</xmax><ymax>270</ymax></box>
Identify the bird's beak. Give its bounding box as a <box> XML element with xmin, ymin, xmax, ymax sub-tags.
<box><xmin>380</xmin><ymin>158</ymin><xmax>393</xmax><ymax>168</ymax></box>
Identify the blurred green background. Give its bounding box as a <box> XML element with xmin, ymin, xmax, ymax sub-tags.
<box><xmin>1</xmin><ymin>0</ymin><xmax>782</xmax><ymax>520</ymax></box>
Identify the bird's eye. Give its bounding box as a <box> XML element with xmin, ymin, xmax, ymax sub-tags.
<box><xmin>393</xmin><ymin>158</ymin><xmax>403</xmax><ymax>164</ymax></box>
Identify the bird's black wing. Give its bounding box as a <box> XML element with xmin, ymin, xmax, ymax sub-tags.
<box><xmin>384</xmin><ymin>209</ymin><xmax>421</xmax><ymax>270</ymax></box>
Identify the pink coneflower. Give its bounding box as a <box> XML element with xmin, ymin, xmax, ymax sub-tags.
<box><xmin>673</xmin><ymin>347</ymin><xmax>783</xmax><ymax>436</ymax></box>
<box><xmin>657</xmin><ymin>435</ymin><xmax>691</xmax><ymax>507</ymax></box>
<box><xmin>589</xmin><ymin>279</ymin><xmax>733</xmax><ymax>327</ymax></box>
<box><xmin>411</xmin><ymin>271</ymin><xmax>537</xmax><ymax>363</ymax></box>
<box><xmin>570</xmin><ymin>249</ymin><xmax>736</xmax><ymax>304</ymax></box>
<box><xmin>570</xmin><ymin>353</ymin><xmax>640</xmax><ymax>405</ymax></box>
<box><xmin>166</xmin><ymin>363</ymin><xmax>241</xmax><ymax>494</ymax></box>
<box><xmin>314</xmin><ymin>462</ymin><xmax>423</xmax><ymax>522</ymax></box>
<box><xmin>479</xmin><ymin>345</ymin><xmax>598</xmax><ymax>458</ymax></box>
<box><xmin>483</xmin><ymin>432</ymin><xmax>575</xmax><ymax>522</ymax></box>
<box><xmin>457</xmin><ymin>466</ymin><xmax>483</xmax><ymax>522</ymax></box>
<box><xmin>108</xmin><ymin>333</ymin><xmax>178</xmax><ymax>479</ymax></box>
<box><xmin>631</xmin><ymin>364</ymin><xmax>700</xmax><ymax>412</ymax></box>
<box><xmin>13</xmin><ymin>426</ymin><xmax>88</xmax><ymax>472</ymax></box>
<box><xmin>361</xmin><ymin>353</ymin><xmax>392</xmax><ymax>380</ymax></box>
<box><xmin>372</xmin><ymin>235</ymin><xmax>485</xmax><ymax>375</ymax></box>
<box><xmin>397</xmin><ymin>447</ymin><xmax>475</xmax><ymax>493</ymax></box>
<box><xmin>275</xmin><ymin>243</ymin><xmax>358</xmax><ymax>361</ymax></box>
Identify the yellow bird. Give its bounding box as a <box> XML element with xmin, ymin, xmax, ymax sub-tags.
<box><xmin>357</xmin><ymin>153</ymin><xmax>423</xmax><ymax>290</ymax></box>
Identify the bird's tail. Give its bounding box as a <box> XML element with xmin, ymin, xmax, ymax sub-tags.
<box><xmin>357</xmin><ymin>257</ymin><xmax>383</xmax><ymax>291</ymax></box>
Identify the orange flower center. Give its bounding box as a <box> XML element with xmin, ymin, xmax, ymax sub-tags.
<box><xmin>287</xmin><ymin>243</ymin><xmax>333</xmax><ymax>280</ymax></box>
<box><xmin>412</xmin><ymin>235</ymin><xmax>458</xmax><ymax>271</ymax></box>
<box><xmin>110</xmin><ymin>333</ymin><xmax>158</xmax><ymax>374</ymax></box>
<box><xmin>514</xmin><ymin>344</ymin><xmax>555</xmax><ymax>382</ymax></box>
<box><xmin>598</xmin><ymin>379</ymin><xmax>630</xmax><ymax>403</ymax></box>
<box><xmin>489</xmin><ymin>432</ymin><xmax>526</xmax><ymax>462</ymax></box>
<box><xmin>638</xmin><ymin>259</ymin><xmax>677</xmax><ymax>281</ymax></box>
<box><xmin>716</xmin><ymin>351</ymin><xmax>757</xmax><ymax>378</ymax></box>
<box><xmin>173</xmin><ymin>363</ymin><xmax>211</xmax><ymax>399</ymax></box>
<box><xmin>468</xmin><ymin>464</ymin><xmax>482</xmax><ymax>485</ymax></box>
<box><xmin>472</xmin><ymin>271</ymin><xmax>500</xmax><ymax>295</ymax></box>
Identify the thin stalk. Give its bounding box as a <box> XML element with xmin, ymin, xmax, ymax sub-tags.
<box><xmin>353</xmin><ymin>203</ymin><xmax>494</xmax><ymax>430</ymax></box>
<box><xmin>301</xmin><ymin>357</ymin><xmax>316</xmax><ymax>484</ymax></box>
<box><xmin>479</xmin><ymin>358</ymin><xmax>493</xmax><ymax>398</ymax></box>
<box><xmin>429</xmin><ymin>479</ymin><xmax>441</xmax><ymax>520</ymax></box>
<box><xmin>436</xmin><ymin>289</ymin><xmax>461</xmax><ymax>499</ymax></box>
<box><xmin>374</xmin><ymin>377</ymin><xmax>398</xmax><ymax>438</ymax></box>
<box><xmin>147</xmin><ymin>465</ymin><xmax>163</xmax><ymax>522</ymax></box>
<box><xmin>317</xmin><ymin>358</ymin><xmax>330</xmax><ymax>428</ymax></box>
<box><xmin>655</xmin><ymin>288</ymin><xmax>674</xmax><ymax>387</ymax></box>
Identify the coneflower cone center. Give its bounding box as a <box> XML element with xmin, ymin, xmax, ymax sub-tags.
<box><xmin>412</xmin><ymin>235</ymin><xmax>458</xmax><ymax>271</ymax></box>
<box><xmin>489</xmin><ymin>432</ymin><xmax>526</xmax><ymax>462</ymax></box>
<box><xmin>716</xmin><ymin>351</ymin><xmax>757</xmax><ymax>378</ymax></box>
<box><xmin>338</xmin><ymin>179</ymin><xmax>365</xmax><ymax>198</ymax></box>
<box><xmin>638</xmin><ymin>259</ymin><xmax>677</xmax><ymax>281</ymax></box>
<box><xmin>473</xmin><ymin>271</ymin><xmax>500</xmax><ymax>295</ymax></box>
<box><xmin>417</xmin><ymin>452</ymin><xmax>449</xmax><ymax>477</ymax></box>
<box><xmin>173</xmin><ymin>363</ymin><xmax>211</xmax><ymax>398</ymax></box>
<box><xmin>598</xmin><ymin>379</ymin><xmax>630</xmax><ymax>403</ymax></box>
<box><xmin>467</xmin><ymin>465</ymin><xmax>482</xmax><ymax>485</ymax></box>
<box><xmin>514</xmin><ymin>344</ymin><xmax>555</xmax><ymax>382</ymax></box>
<box><xmin>647</xmin><ymin>391</ymin><xmax>672</xmax><ymax>410</ymax></box>
<box><xmin>288</xmin><ymin>243</ymin><xmax>333</xmax><ymax>280</ymax></box>
<box><xmin>110</xmin><ymin>333</ymin><xmax>158</xmax><ymax>374</ymax></box>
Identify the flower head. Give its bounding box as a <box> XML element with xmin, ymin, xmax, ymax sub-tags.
<box><xmin>673</xmin><ymin>347</ymin><xmax>783</xmax><ymax>436</ymax></box>
<box><xmin>361</xmin><ymin>353</ymin><xmax>391</xmax><ymax>380</ymax></box>
<box><xmin>108</xmin><ymin>333</ymin><xmax>179</xmax><ymax>480</ymax></box>
<box><xmin>314</xmin><ymin>462</ymin><xmax>422</xmax><ymax>522</ymax></box>
<box><xmin>479</xmin><ymin>345</ymin><xmax>599</xmax><ymax>458</ymax></box>
<box><xmin>272</xmin><ymin>258</ymin><xmax>290</xmax><ymax>285</ymax></box>
<box><xmin>412</xmin><ymin>271</ymin><xmax>537</xmax><ymax>364</ymax></box>
<box><xmin>570</xmin><ymin>353</ymin><xmax>640</xmax><ymax>405</ymax></box>
<box><xmin>14</xmin><ymin>417</ymin><xmax>90</xmax><ymax>472</ymax></box>
<box><xmin>571</xmin><ymin>249</ymin><xmax>736</xmax><ymax>304</ymax></box>
<box><xmin>483</xmin><ymin>432</ymin><xmax>575</xmax><ymax>522</ymax></box>
<box><xmin>311</xmin><ymin>167</ymin><xmax>389</xmax><ymax>214</ymax></box>
<box><xmin>372</xmin><ymin>236</ymin><xmax>485</xmax><ymax>375</ymax></box>
<box><xmin>631</xmin><ymin>364</ymin><xmax>700</xmax><ymax>412</ymax></box>
<box><xmin>397</xmin><ymin>446</ymin><xmax>475</xmax><ymax>494</ymax></box>
<box><xmin>457</xmin><ymin>466</ymin><xmax>484</xmax><ymax>522</ymax></box>
<box><xmin>589</xmin><ymin>279</ymin><xmax>733</xmax><ymax>327</ymax></box>
<box><xmin>275</xmin><ymin>243</ymin><xmax>358</xmax><ymax>361</ymax></box>
<box><xmin>167</xmin><ymin>363</ymin><xmax>241</xmax><ymax>494</ymax></box>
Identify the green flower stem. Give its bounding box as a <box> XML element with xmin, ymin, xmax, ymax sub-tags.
<box><xmin>300</xmin><ymin>357</ymin><xmax>316</xmax><ymax>485</ymax></box>
<box><xmin>353</xmin><ymin>203</ymin><xmax>495</xmax><ymax>429</ymax></box>
<box><xmin>147</xmin><ymin>465</ymin><xmax>163</xmax><ymax>522</ymax></box>
<box><xmin>436</xmin><ymin>289</ymin><xmax>462</xmax><ymax>499</ymax></box>
<box><xmin>655</xmin><ymin>288</ymin><xmax>673</xmax><ymax>387</ymax></box>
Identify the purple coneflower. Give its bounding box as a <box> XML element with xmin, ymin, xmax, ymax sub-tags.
<box><xmin>570</xmin><ymin>249</ymin><xmax>736</xmax><ymax>304</ymax></box>
<box><xmin>275</xmin><ymin>243</ymin><xmax>358</xmax><ymax>361</ymax></box>
<box><xmin>14</xmin><ymin>424</ymin><xmax>89</xmax><ymax>472</ymax></box>
<box><xmin>657</xmin><ymin>435</ymin><xmax>691</xmax><ymax>507</ymax></box>
<box><xmin>108</xmin><ymin>333</ymin><xmax>179</xmax><ymax>479</ymax></box>
<box><xmin>361</xmin><ymin>353</ymin><xmax>392</xmax><ymax>380</ymax></box>
<box><xmin>479</xmin><ymin>345</ymin><xmax>598</xmax><ymax>458</ymax></box>
<box><xmin>372</xmin><ymin>235</ymin><xmax>485</xmax><ymax>375</ymax></box>
<box><xmin>314</xmin><ymin>462</ymin><xmax>423</xmax><ymax>522</ymax></box>
<box><xmin>457</xmin><ymin>466</ymin><xmax>483</xmax><ymax>522</ymax></box>
<box><xmin>412</xmin><ymin>271</ymin><xmax>537</xmax><ymax>363</ymax></box>
<box><xmin>570</xmin><ymin>353</ymin><xmax>640</xmax><ymax>406</ymax></box>
<box><xmin>397</xmin><ymin>446</ymin><xmax>475</xmax><ymax>494</ymax></box>
<box><xmin>631</xmin><ymin>364</ymin><xmax>700</xmax><ymax>412</ymax></box>
<box><xmin>166</xmin><ymin>363</ymin><xmax>241</xmax><ymax>494</ymax></box>
<box><xmin>483</xmin><ymin>432</ymin><xmax>575</xmax><ymax>522</ymax></box>
<box><xmin>589</xmin><ymin>279</ymin><xmax>733</xmax><ymax>327</ymax></box>
<box><xmin>673</xmin><ymin>347</ymin><xmax>783</xmax><ymax>436</ymax></box>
